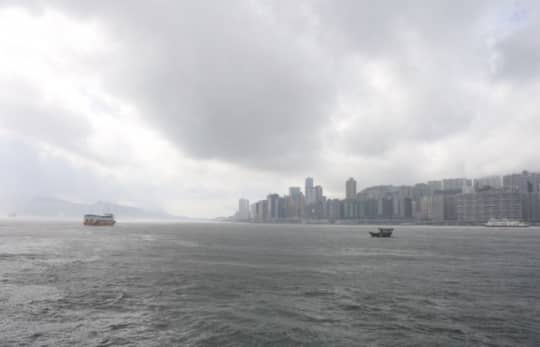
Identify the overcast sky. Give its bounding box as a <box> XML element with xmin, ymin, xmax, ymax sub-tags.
<box><xmin>1</xmin><ymin>1</ymin><xmax>539</xmax><ymax>217</ymax></box>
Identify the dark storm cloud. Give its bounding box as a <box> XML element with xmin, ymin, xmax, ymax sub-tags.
<box><xmin>7</xmin><ymin>0</ymin><xmax>506</xmax><ymax>171</ymax></box>
<box><xmin>7</xmin><ymin>0</ymin><xmax>338</xmax><ymax>169</ymax></box>
<box><xmin>4</xmin><ymin>1</ymin><xmax>539</xmax><ymax>165</ymax></box>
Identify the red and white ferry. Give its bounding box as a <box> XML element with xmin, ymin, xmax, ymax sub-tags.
<box><xmin>83</xmin><ymin>213</ymin><xmax>116</xmax><ymax>226</ymax></box>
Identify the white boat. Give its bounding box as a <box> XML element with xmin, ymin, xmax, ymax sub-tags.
<box><xmin>484</xmin><ymin>218</ymin><xmax>529</xmax><ymax>228</ymax></box>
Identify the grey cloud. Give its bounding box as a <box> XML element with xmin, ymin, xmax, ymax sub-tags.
<box><xmin>11</xmin><ymin>0</ymin><xmax>502</xmax><ymax>170</ymax></box>
<box><xmin>13</xmin><ymin>1</ymin><xmax>337</xmax><ymax>170</ymax></box>
<box><xmin>0</xmin><ymin>78</ymin><xmax>91</xmax><ymax>152</ymax></box>
<box><xmin>0</xmin><ymin>136</ymin><xmax>119</xmax><ymax>206</ymax></box>
<box><xmin>2</xmin><ymin>0</ymin><xmax>540</xmax><ymax>217</ymax></box>
<box><xmin>493</xmin><ymin>8</ymin><xmax>540</xmax><ymax>82</ymax></box>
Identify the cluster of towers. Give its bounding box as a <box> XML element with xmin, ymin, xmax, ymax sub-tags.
<box><xmin>236</xmin><ymin>170</ymin><xmax>540</xmax><ymax>224</ymax></box>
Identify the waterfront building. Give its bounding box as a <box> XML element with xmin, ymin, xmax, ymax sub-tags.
<box><xmin>289</xmin><ymin>187</ymin><xmax>302</xmax><ymax>199</ymax></box>
<box><xmin>381</xmin><ymin>194</ymin><xmax>394</xmax><ymax>218</ymax></box>
<box><xmin>278</xmin><ymin>196</ymin><xmax>287</xmax><ymax>219</ymax></box>
<box><xmin>284</xmin><ymin>195</ymin><xmax>303</xmax><ymax>220</ymax></box>
<box><xmin>402</xmin><ymin>197</ymin><xmax>413</xmax><ymax>218</ymax></box>
<box><xmin>413</xmin><ymin>183</ymin><xmax>431</xmax><ymax>198</ymax></box>
<box><xmin>286</xmin><ymin>188</ymin><xmax>304</xmax><ymax>220</ymax></box>
<box><xmin>346</xmin><ymin>178</ymin><xmax>357</xmax><ymax>200</ymax></box>
<box><xmin>305</xmin><ymin>177</ymin><xmax>314</xmax><ymax>204</ymax></box>
<box><xmin>456</xmin><ymin>189</ymin><xmax>523</xmax><ymax>222</ymax></box>
<box><xmin>365</xmin><ymin>198</ymin><xmax>378</xmax><ymax>218</ymax></box>
<box><xmin>443</xmin><ymin>178</ymin><xmax>472</xmax><ymax>192</ymax></box>
<box><xmin>262</xmin><ymin>200</ymin><xmax>268</xmax><ymax>221</ymax></box>
<box><xmin>314</xmin><ymin>185</ymin><xmax>323</xmax><ymax>203</ymax></box>
<box><xmin>420</xmin><ymin>192</ymin><xmax>457</xmax><ymax>222</ymax></box>
<box><xmin>253</xmin><ymin>200</ymin><xmax>267</xmax><ymax>222</ymax></box>
<box><xmin>428</xmin><ymin>180</ymin><xmax>443</xmax><ymax>192</ymax></box>
<box><xmin>474</xmin><ymin>176</ymin><xmax>502</xmax><ymax>190</ymax></box>
<box><xmin>327</xmin><ymin>199</ymin><xmax>342</xmax><ymax>221</ymax></box>
<box><xmin>238</xmin><ymin>198</ymin><xmax>250</xmax><ymax>220</ymax></box>
<box><xmin>420</xmin><ymin>195</ymin><xmax>442</xmax><ymax>221</ymax></box>
<box><xmin>444</xmin><ymin>194</ymin><xmax>458</xmax><ymax>221</ymax></box>
<box><xmin>523</xmin><ymin>192</ymin><xmax>540</xmax><ymax>222</ymax></box>
<box><xmin>343</xmin><ymin>199</ymin><xmax>359</xmax><ymax>219</ymax></box>
<box><xmin>267</xmin><ymin>194</ymin><xmax>280</xmax><ymax>221</ymax></box>
<box><xmin>503</xmin><ymin>171</ymin><xmax>540</xmax><ymax>193</ymax></box>
<box><xmin>250</xmin><ymin>203</ymin><xmax>257</xmax><ymax>221</ymax></box>
<box><xmin>412</xmin><ymin>183</ymin><xmax>430</xmax><ymax>218</ymax></box>
<box><xmin>361</xmin><ymin>185</ymin><xmax>392</xmax><ymax>199</ymax></box>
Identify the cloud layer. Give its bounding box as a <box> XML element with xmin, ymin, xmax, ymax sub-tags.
<box><xmin>1</xmin><ymin>1</ymin><xmax>540</xmax><ymax>217</ymax></box>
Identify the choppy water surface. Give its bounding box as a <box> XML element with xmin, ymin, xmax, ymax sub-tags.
<box><xmin>1</xmin><ymin>221</ymin><xmax>539</xmax><ymax>346</ymax></box>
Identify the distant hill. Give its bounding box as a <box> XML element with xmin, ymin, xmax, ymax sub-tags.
<box><xmin>16</xmin><ymin>197</ymin><xmax>186</xmax><ymax>220</ymax></box>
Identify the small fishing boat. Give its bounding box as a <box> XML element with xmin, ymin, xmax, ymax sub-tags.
<box><xmin>369</xmin><ymin>227</ymin><xmax>393</xmax><ymax>238</ymax></box>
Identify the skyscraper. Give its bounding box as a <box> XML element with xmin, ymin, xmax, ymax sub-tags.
<box><xmin>474</xmin><ymin>176</ymin><xmax>502</xmax><ymax>190</ymax></box>
<box><xmin>428</xmin><ymin>180</ymin><xmax>443</xmax><ymax>192</ymax></box>
<box><xmin>238</xmin><ymin>198</ymin><xmax>250</xmax><ymax>220</ymax></box>
<box><xmin>503</xmin><ymin>171</ymin><xmax>540</xmax><ymax>193</ymax></box>
<box><xmin>442</xmin><ymin>178</ymin><xmax>472</xmax><ymax>192</ymax></box>
<box><xmin>289</xmin><ymin>187</ymin><xmax>302</xmax><ymax>198</ymax></box>
<box><xmin>314</xmin><ymin>185</ymin><xmax>323</xmax><ymax>202</ymax></box>
<box><xmin>267</xmin><ymin>194</ymin><xmax>280</xmax><ymax>220</ymax></box>
<box><xmin>305</xmin><ymin>177</ymin><xmax>314</xmax><ymax>204</ymax></box>
<box><xmin>346</xmin><ymin>177</ymin><xmax>357</xmax><ymax>199</ymax></box>
<box><xmin>456</xmin><ymin>190</ymin><xmax>523</xmax><ymax>222</ymax></box>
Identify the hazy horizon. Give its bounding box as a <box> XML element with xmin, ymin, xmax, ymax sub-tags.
<box><xmin>2</xmin><ymin>1</ymin><xmax>540</xmax><ymax>218</ymax></box>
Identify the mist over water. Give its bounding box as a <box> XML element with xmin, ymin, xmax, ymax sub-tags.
<box><xmin>1</xmin><ymin>221</ymin><xmax>539</xmax><ymax>346</ymax></box>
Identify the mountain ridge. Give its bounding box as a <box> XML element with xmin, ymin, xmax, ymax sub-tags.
<box><xmin>14</xmin><ymin>196</ymin><xmax>191</xmax><ymax>220</ymax></box>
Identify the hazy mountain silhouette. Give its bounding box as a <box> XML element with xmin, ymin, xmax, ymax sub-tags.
<box><xmin>16</xmin><ymin>196</ymin><xmax>188</xmax><ymax>220</ymax></box>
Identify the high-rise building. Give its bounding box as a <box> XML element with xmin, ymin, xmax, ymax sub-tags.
<box><xmin>443</xmin><ymin>178</ymin><xmax>472</xmax><ymax>192</ymax></box>
<box><xmin>420</xmin><ymin>192</ymin><xmax>457</xmax><ymax>221</ymax></box>
<box><xmin>428</xmin><ymin>180</ymin><xmax>443</xmax><ymax>192</ymax></box>
<box><xmin>289</xmin><ymin>187</ymin><xmax>302</xmax><ymax>198</ymax></box>
<box><xmin>403</xmin><ymin>197</ymin><xmax>413</xmax><ymax>218</ymax></box>
<box><xmin>346</xmin><ymin>178</ymin><xmax>357</xmax><ymax>199</ymax></box>
<box><xmin>267</xmin><ymin>194</ymin><xmax>280</xmax><ymax>221</ymax></box>
<box><xmin>253</xmin><ymin>200</ymin><xmax>267</xmax><ymax>222</ymax></box>
<box><xmin>456</xmin><ymin>189</ymin><xmax>523</xmax><ymax>222</ymax></box>
<box><xmin>327</xmin><ymin>199</ymin><xmax>342</xmax><ymax>221</ymax></box>
<box><xmin>343</xmin><ymin>199</ymin><xmax>359</xmax><ymax>219</ymax></box>
<box><xmin>285</xmin><ymin>195</ymin><xmax>304</xmax><ymax>220</ymax></box>
<box><xmin>314</xmin><ymin>185</ymin><xmax>323</xmax><ymax>202</ymax></box>
<box><xmin>305</xmin><ymin>177</ymin><xmax>314</xmax><ymax>204</ymax></box>
<box><xmin>381</xmin><ymin>194</ymin><xmax>394</xmax><ymax>218</ymax></box>
<box><xmin>523</xmin><ymin>193</ymin><xmax>540</xmax><ymax>222</ymax></box>
<box><xmin>238</xmin><ymin>198</ymin><xmax>250</xmax><ymax>220</ymax></box>
<box><xmin>503</xmin><ymin>171</ymin><xmax>540</xmax><ymax>193</ymax></box>
<box><xmin>286</xmin><ymin>187</ymin><xmax>304</xmax><ymax>220</ymax></box>
<box><xmin>474</xmin><ymin>176</ymin><xmax>502</xmax><ymax>190</ymax></box>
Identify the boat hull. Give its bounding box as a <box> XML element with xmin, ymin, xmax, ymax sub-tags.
<box><xmin>484</xmin><ymin>219</ymin><xmax>529</xmax><ymax>227</ymax></box>
<box><xmin>370</xmin><ymin>228</ymin><xmax>393</xmax><ymax>238</ymax></box>
<box><xmin>83</xmin><ymin>220</ymin><xmax>116</xmax><ymax>226</ymax></box>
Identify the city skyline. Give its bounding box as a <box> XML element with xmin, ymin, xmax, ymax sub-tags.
<box><xmin>239</xmin><ymin>170</ymin><xmax>532</xmax><ymax>207</ymax></box>
<box><xmin>238</xmin><ymin>169</ymin><xmax>540</xmax><ymax>223</ymax></box>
